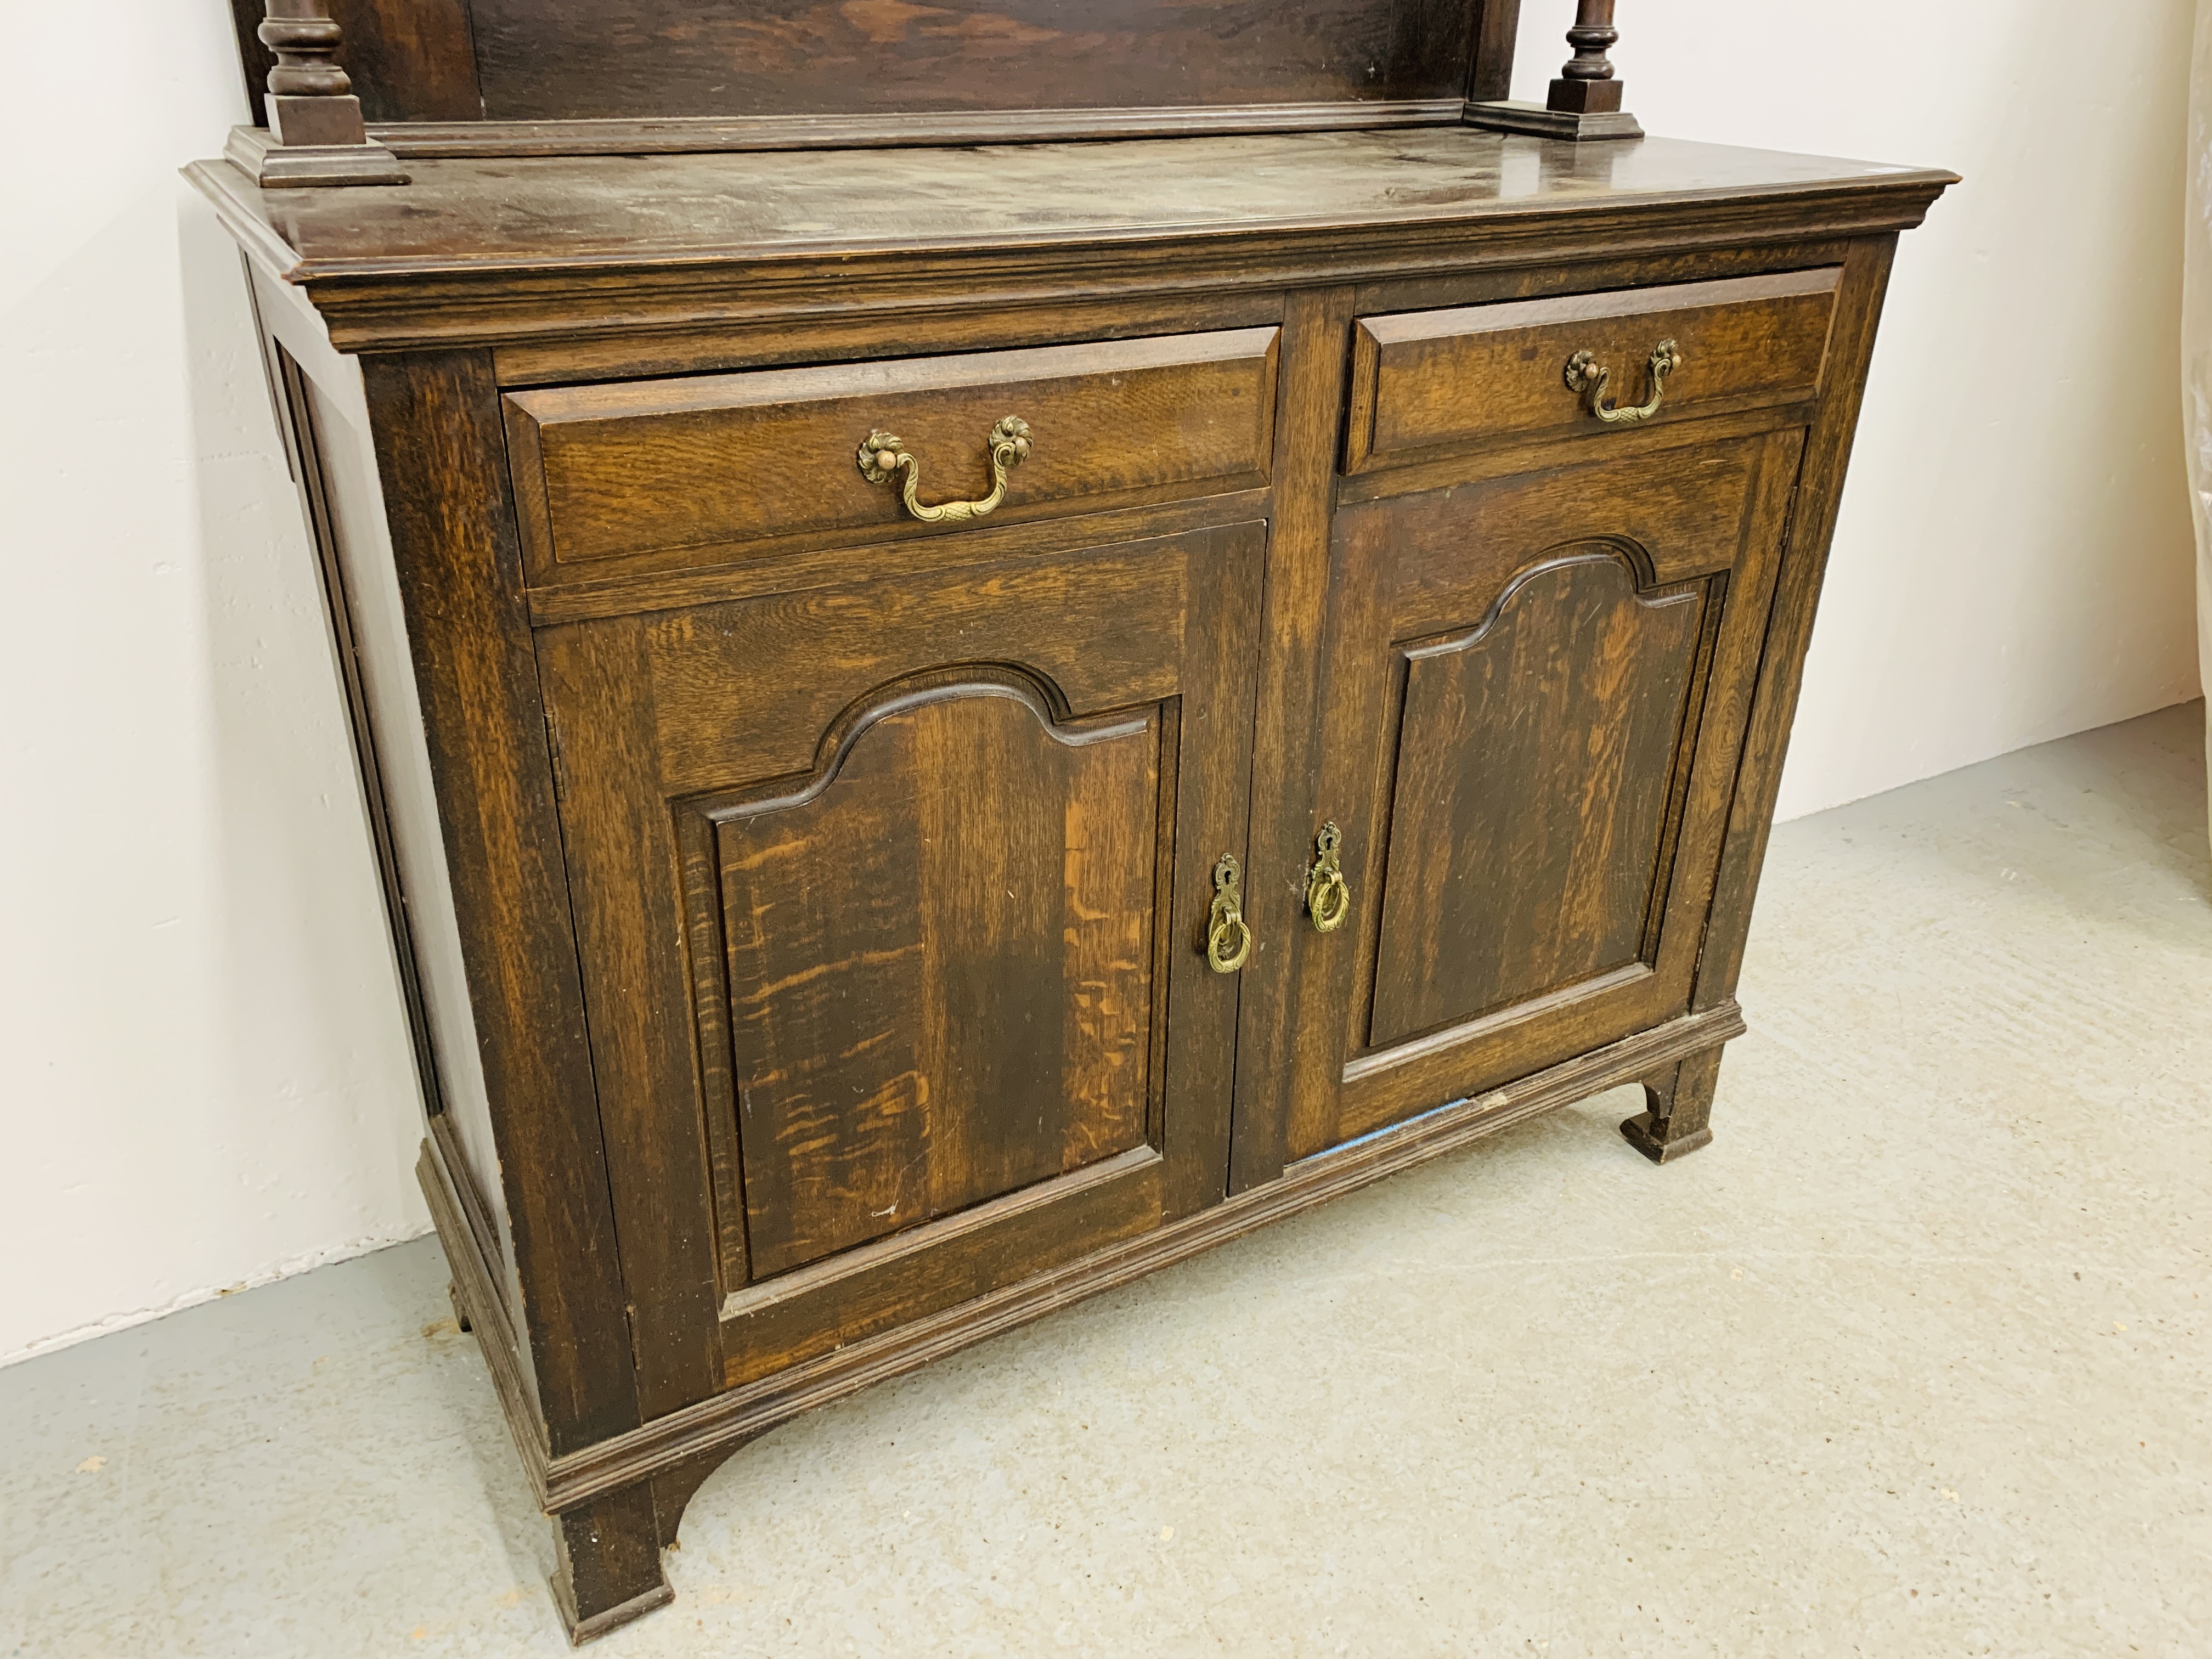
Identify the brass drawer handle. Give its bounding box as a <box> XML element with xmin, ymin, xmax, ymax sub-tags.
<box><xmin>1305</xmin><ymin>821</ymin><xmax>1351</xmax><ymax>933</ymax></box>
<box><xmin>1564</xmin><ymin>339</ymin><xmax>1683</xmax><ymax>425</ymax></box>
<box><xmin>1206</xmin><ymin>853</ymin><xmax>1254</xmax><ymax>974</ymax></box>
<box><xmin>857</xmin><ymin>415</ymin><xmax>1032</xmax><ymax>523</ymax></box>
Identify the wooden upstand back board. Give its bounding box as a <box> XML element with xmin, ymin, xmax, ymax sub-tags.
<box><xmin>191</xmin><ymin>65</ymin><xmax>1950</xmax><ymax>1638</ymax></box>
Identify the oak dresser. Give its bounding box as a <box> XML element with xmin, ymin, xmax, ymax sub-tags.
<box><xmin>190</xmin><ymin>0</ymin><xmax>1951</xmax><ymax>1640</ymax></box>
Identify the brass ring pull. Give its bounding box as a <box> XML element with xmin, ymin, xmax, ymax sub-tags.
<box><xmin>1305</xmin><ymin>821</ymin><xmax>1351</xmax><ymax>933</ymax></box>
<box><xmin>1206</xmin><ymin>853</ymin><xmax>1254</xmax><ymax>974</ymax></box>
<box><xmin>1563</xmin><ymin>340</ymin><xmax>1683</xmax><ymax>425</ymax></box>
<box><xmin>857</xmin><ymin>415</ymin><xmax>1032</xmax><ymax>523</ymax></box>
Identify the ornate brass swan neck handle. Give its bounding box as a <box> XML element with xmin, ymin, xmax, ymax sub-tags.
<box><xmin>1563</xmin><ymin>339</ymin><xmax>1683</xmax><ymax>425</ymax></box>
<box><xmin>857</xmin><ymin>415</ymin><xmax>1032</xmax><ymax>523</ymax></box>
<box><xmin>1206</xmin><ymin>854</ymin><xmax>1254</xmax><ymax>974</ymax></box>
<box><xmin>1305</xmin><ymin>821</ymin><xmax>1350</xmax><ymax>933</ymax></box>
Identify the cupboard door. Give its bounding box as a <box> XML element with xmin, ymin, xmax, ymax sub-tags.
<box><xmin>1271</xmin><ymin>431</ymin><xmax>1803</xmax><ymax>1166</ymax></box>
<box><xmin>537</xmin><ymin>523</ymin><xmax>1260</xmax><ymax>1390</ymax></box>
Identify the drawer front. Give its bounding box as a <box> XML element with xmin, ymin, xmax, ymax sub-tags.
<box><xmin>505</xmin><ymin>328</ymin><xmax>1279</xmax><ymax>583</ymax></box>
<box><xmin>1344</xmin><ymin>269</ymin><xmax>1839</xmax><ymax>472</ymax></box>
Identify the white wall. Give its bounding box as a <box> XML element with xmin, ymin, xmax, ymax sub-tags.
<box><xmin>0</xmin><ymin>2</ymin><xmax>2200</xmax><ymax>1363</ymax></box>
<box><xmin>0</xmin><ymin>5</ymin><xmax>430</xmax><ymax>1366</ymax></box>
<box><xmin>1513</xmin><ymin>0</ymin><xmax>2204</xmax><ymax>817</ymax></box>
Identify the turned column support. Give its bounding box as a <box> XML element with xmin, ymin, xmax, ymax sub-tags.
<box><xmin>1465</xmin><ymin>0</ymin><xmax>1643</xmax><ymax>143</ymax></box>
<box><xmin>224</xmin><ymin>1</ymin><xmax>409</xmax><ymax>188</ymax></box>
<box><xmin>1549</xmin><ymin>0</ymin><xmax>1626</xmax><ymax>114</ymax></box>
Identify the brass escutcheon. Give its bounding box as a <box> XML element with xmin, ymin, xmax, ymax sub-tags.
<box><xmin>1305</xmin><ymin>821</ymin><xmax>1351</xmax><ymax>933</ymax></box>
<box><xmin>1206</xmin><ymin>853</ymin><xmax>1254</xmax><ymax>974</ymax></box>
<box><xmin>857</xmin><ymin>415</ymin><xmax>1032</xmax><ymax>523</ymax></box>
<box><xmin>1563</xmin><ymin>339</ymin><xmax>1683</xmax><ymax>425</ymax></box>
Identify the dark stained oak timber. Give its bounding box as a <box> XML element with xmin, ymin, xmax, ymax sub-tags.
<box><xmin>234</xmin><ymin>2</ymin><xmax>413</xmax><ymax>187</ymax></box>
<box><xmin>194</xmin><ymin>130</ymin><xmax>1944</xmax><ymax>280</ymax></box>
<box><xmin>718</xmin><ymin>690</ymin><xmax>1161</xmax><ymax>1278</ymax></box>
<box><xmin>1622</xmin><ymin>1044</ymin><xmax>1724</xmax><ymax>1163</ymax></box>
<box><xmin>1467</xmin><ymin>0</ymin><xmax>1525</xmax><ymax>104</ymax></box>
<box><xmin>230</xmin><ymin>0</ymin><xmax>484</xmax><ymax>124</ymax></box>
<box><xmin>224</xmin><ymin>0</ymin><xmax>1514</xmax><ymax>160</ymax></box>
<box><xmin>201</xmin><ymin>82</ymin><xmax>1949</xmax><ymax>1639</ymax></box>
<box><xmin>358</xmin><ymin>350</ymin><xmax>650</xmax><ymax>1459</ymax></box>
<box><xmin>1286</xmin><ymin>425</ymin><xmax>1805</xmax><ymax>1158</ymax></box>
<box><xmin>432</xmin><ymin>996</ymin><xmax>1750</xmax><ymax>1526</ymax></box>
<box><xmin>1465</xmin><ymin>0</ymin><xmax>1641</xmax><ymax>142</ymax></box>
<box><xmin>1369</xmin><ymin>555</ymin><xmax>1705</xmax><ymax>1048</ymax></box>
<box><xmin>1344</xmin><ymin>268</ymin><xmax>1841</xmax><ymax>471</ymax></box>
<box><xmin>504</xmin><ymin>330</ymin><xmax>1278</xmax><ymax>581</ymax></box>
<box><xmin>467</xmin><ymin>0</ymin><xmax>1475</xmax><ymax>123</ymax></box>
<box><xmin>184</xmin><ymin>131</ymin><xmax>1951</xmax><ymax>353</ymax></box>
<box><xmin>1549</xmin><ymin>0</ymin><xmax>1628</xmax><ymax>115</ymax></box>
<box><xmin>362</xmin><ymin>100</ymin><xmax>1473</xmax><ymax>160</ymax></box>
<box><xmin>1223</xmin><ymin>285</ymin><xmax>1361</xmax><ymax>1197</ymax></box>
<box><xmin>533</xmin><ymin>521</ymin><xmax>1259</xmax><ymax>1400</ymax></box>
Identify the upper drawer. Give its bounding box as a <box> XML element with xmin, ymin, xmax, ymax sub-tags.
<box><xmin>1344</xmin><ymin>269</ymin><xmax>1840</xmax><ymax>473</ymax></box>
<box><xmin>505</xmin><ymin>329</ymin><xmax>1279</xmax><ymax>582</ymax></box>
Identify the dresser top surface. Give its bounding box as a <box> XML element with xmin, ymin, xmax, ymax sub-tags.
<box><xmin>195</xmin><ymin>126</ymin><xmax>1950</xmax><ymax>284</ymax></box>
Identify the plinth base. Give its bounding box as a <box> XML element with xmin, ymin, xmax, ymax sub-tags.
<box><xmin>1464</xmin><ymin>100</ymin><xmax>1645</xmax><ymax>142</ymax></box>
<box><xmin>225</xmin><ymin>125</ymin><xmax>409</xmax><ymax>189</ymax></box>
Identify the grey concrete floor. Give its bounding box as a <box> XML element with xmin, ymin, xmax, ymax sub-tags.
<box><xmin>5</xmin><ymin>703</ymin><xmax>2208</xmax><ymax>1658</ymax></box>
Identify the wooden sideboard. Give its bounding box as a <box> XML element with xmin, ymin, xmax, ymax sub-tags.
<box><xmin>192</xmin><ymin>4</ymin><xmax>1950</xmax><ymax>1641</ymax></box>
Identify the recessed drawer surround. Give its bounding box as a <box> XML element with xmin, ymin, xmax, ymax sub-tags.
<box><xmin>1344</xmin><ymin>268</ymin><xmax>1841</xmax><ymax>473</ymax></box>
<box><xmin>505</xmin><ymin>328</ymin><xmax>1281</xmax><ymax>584</ymax></box>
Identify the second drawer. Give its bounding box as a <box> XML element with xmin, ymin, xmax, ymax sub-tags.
<box><xmin>1344</xmin><ymin>268</ymin><xmax>1839</xmax><ymax>472</ymax></box>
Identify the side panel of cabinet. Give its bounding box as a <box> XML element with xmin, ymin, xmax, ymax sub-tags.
<box><xmin>287</xmin><ymin>365</ymin><xmax>526</xmax><ymax>1311</ymax></box>
<box><xmin>536</xmin><ymin>523</ymin><xmax>1261</xmax><ymax>1391</ymax></box>
<box><xmin>1266</xmin><ymin>428</ymin><xmax>1803</xmax><ymax>1166</ymax></box>
<box><xmin>357</xmin><ymin>350</ymin><xmax>650</xmax><ymax>1453</ymax></box>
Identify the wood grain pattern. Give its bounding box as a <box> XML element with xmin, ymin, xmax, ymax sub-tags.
<box><xmin>531</xmin><ymin>619</ymin><xmax>729</xmax><ymax>1419</ymax></box>
<box><xmin>1620</xmin><ymin>1043</ymin><xmax>1724</xmax><ymax>1163</ymax></box>
<box><xmin>578</xmin><ymin>1002</ymin><xmax>1743</xmax><ymax>1509</ymax></box>
<box><xmin>720</xmin><ymin>1144</ymin><xmax>1163</xmax><ymax>1384</ymax></box>
<box><xmin>719</xmin><ymin>684</ymin><xmax>1158</xmax><ymax>1277</ymax></box>
<box><xmin>428</xmin><ymin>1001</ymin><xmax>1741</xmax><ymax>1523</ymax></box>
<box><xmin>1223</xmin><ymin>286</ymin><xmax>1358</xmax><ymax>1195</ymax></box>
<box><xmin>1285</xmin><ymin>426</ymin><xmax>1803</xmax><ymax>1158</ymax></box>
<box><xmin>1466</xmin><ymin>0</ymin><xmax>1524</xmax><ymax>103</ymax></box>
<box><xmin>464</xmin><ymin>0</ymin><xmax>1475</xmax><ymax>123</ymax></box>
<box><xmin>523</xmin><ymin>489</ymin><xmax>1269</xmax><ymax>628</ymax></box>
<box><xmin>505</xmin><ymin>330</ymin><xmax>1278</xmax><ymax>580</ymax></box>
<box><xmin>365</xmin><ymin>100</ymin><xmax>1470</xmax><ymax>160</ymax></box>
<box><xmin>493</xmin><ymin>289</ymin><xmax>1286</xmax><ymax>390</ymax></box>
<box><xmin>1369</xmin><ymin>555</ymin><xmax>1702</xmax><ymax>1046</ymax></box>
<box><xmin>1345</xmin><ymin>268</ymin><xmax>1841</xmax><ymax>471</ymax></box>
<box><xmin>357</xmin><ymin>350</ymin><xmax>642</xmax><ymax>1458</ymax></box>
<box><xmin>224</xmin><ymin>0</ymin><xmax>1508</xmax><ymax>154</ymax></box>
<box><xmin>229</xmin><ymin>0</ymin><xmax>483</xmax><ymax>123</ymax></box>
<box><xmin>535</xmin><ymin>521</ymin><xmax>1259</xmax><ymax>1392</ymax></box>
<box><xmin>227</xmin><ymin>91</ymin><xmax>1949</xmax><ymax>1640</ymax></box>
<box><xmin>184</xmin><ymin>132</ymin><xmax>1951</xmax><ymax>359</ymax></box>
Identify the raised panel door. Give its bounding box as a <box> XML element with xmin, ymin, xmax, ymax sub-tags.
<box><xmin>1260</xmin><ymin>430</ymin><xmax>1804</xmax><ymax>1170</ymax></box>
<box><xmin>537</xmin><ymin>522</ymin><xmax>1261</xmax><ymax>1389</ymax></box>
